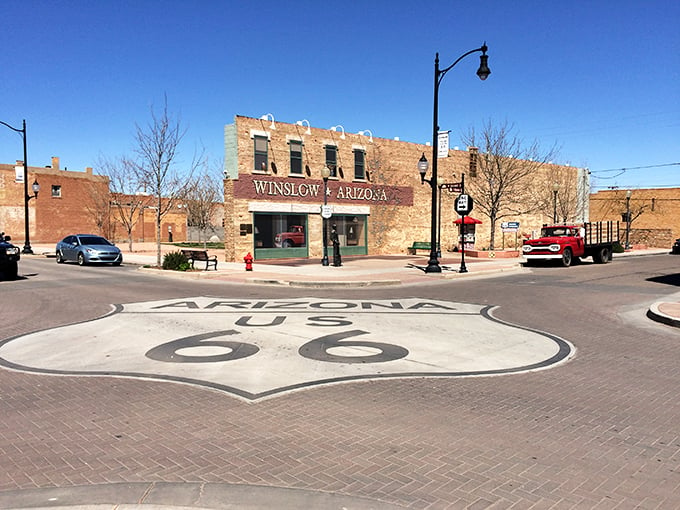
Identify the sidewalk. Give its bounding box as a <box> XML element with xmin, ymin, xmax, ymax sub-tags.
<box><xmin>31</xmin><ymin>242</ymin><xmax>527</xmax><ymax>287</ymax></box>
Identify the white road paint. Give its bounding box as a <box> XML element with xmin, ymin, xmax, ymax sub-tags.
<box><xmin>0</xmin><ymin>297</ymin><xmax>574</xmax><ymax>400</ymax></box>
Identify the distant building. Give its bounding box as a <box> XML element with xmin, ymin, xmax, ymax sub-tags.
<box><xmin>0</xmin><ymin>157</ymin><xmax>188</xmax><ymax>244</ymax></box>
<box><xmin>590</xmin><ymin>188</ymin><xmax>680</xmax><ymax>248</ymax></box>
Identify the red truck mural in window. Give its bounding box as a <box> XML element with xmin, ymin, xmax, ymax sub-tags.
<box><xmin>274</xmin><ymin>225</ymin><xmax>305</xmax><ymax>248</ymax></box>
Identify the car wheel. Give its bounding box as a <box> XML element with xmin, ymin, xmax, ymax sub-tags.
<box><xmin>2</xmin><ymin>261</ymin><xmax>18</xmax><ymax>280</ymax></box>
<box><xmin>112</xmin><ymin>261</ymin><xmax>121</xmax><ymax>266</ymax></box>
<box><xmin>561</xmin><ymin>248</ymin><xmax>572</xmax><ymax>267</ymax></box>
<box><xmin>77</xmin><ymin>253</ymin><xmax>86</xmax><ymax>266</ymax></box>
<box><xmin>282</xmin><ymin>239</ymin><xmax>294</xmax><ymax>248</ymax></box>
<box><xmin>56</xmin><ymin>251</ymin><xmax>64</xmax><ymax>263</ymax></box>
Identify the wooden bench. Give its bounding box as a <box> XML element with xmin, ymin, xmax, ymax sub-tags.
<box><xmin>181</xmin><ymin>249</ymin><xmax>218</xmax><ymax>270</ymax></box>
<box><xmin>408</xmin><ymin>242</ymin><xmax>438</xmax><ymax>255</ymax></box>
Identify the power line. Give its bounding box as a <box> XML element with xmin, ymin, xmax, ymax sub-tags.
<box><xmin>590</xmin><ymin>162</ymin><xmax>680</xmax><ymax>174</ymax></box>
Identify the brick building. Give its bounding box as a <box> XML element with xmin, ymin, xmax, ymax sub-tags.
<box><xmin>590</xmin><ymin>188</ymin><xmax>680</xmax><ymax>248</ymax></box>
<box><xmin>0</xmin><ymin>157</ymin><xmax>188</xmax><ymax>245</ymax></box>
<box><xmin>223</xmin><ymin>115</ymin><xmax>586</xmax><ymax>262</ymax></box>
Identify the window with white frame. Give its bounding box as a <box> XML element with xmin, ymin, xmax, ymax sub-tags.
<box><xmin>51</xmin><ymin>185</ymin><xmax>61</xmax><ymax>197</ymax></box>
<box><xmin>353</xmin><ymin>149</ymin><xmax>365</xmax><ymax>180</ymax></box>
<box><xmin>289</xmin><ymin>140</ymin><xmax>303</xmax><ymax>175</ymax></box>
<box><xmin>325</xmin><ymin>145</ymin><xmax>338</xmax><ymax>177</ymax></box>
<box><xmin>254</xmin><ymin>135</ymin><xmax>268</xmax><ymax>172</ymax></box>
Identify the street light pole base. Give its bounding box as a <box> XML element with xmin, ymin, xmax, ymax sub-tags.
<box><xmin>22</xmin><ymin>245</ymin><xmax>34</xmax><ymax>255</ymax></box>
<box><xmin>425</xmin><ymin>258</ymin><xmax>442</xmax><ymax>273</ymax></box>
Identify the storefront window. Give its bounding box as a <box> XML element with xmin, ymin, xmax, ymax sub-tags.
<box><xmin>254</xmin><ymin>214</ymin><xmax>307</xmax><ymax>249</ymax></box>
<box><xmin>325</xmin><ymin>215</ymin><xmax>366</xmax><ymax>249</ymax></box>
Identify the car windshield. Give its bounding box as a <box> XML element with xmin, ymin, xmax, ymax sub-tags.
<box><xmin>79</xmin><ymin>236</ymin><xmax>112</xmax><ymax>246</ymax></box>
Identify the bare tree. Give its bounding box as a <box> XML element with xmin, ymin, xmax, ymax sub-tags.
<box><xmin>83</xmin><ymin>176</ymin><xmax>113</xmax><ymax>239</ymax></box>
<box><xmin>132</xmin><ymin>98</ymin><xmax>203</xmax><ymax>266</ymax></box>
<box><xmin>530</xmin><ymin>165</ymin><xmax>581</xmax><ymax>224</ymax></box>
<box><xmin>184</xmin><ymin>162</ymin><xmax>223</xmax><ymax>248</ymax></box>
<box><xmin>99</xmin><ymin>156</ymin><xmax>148</xmax><ymax>252</ymax></box>
<box><xmin>463</xmin><ymin>121</ymin><xmax>559</xmax><ymax>249</ymax></box>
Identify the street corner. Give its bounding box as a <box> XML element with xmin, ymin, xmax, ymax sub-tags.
<box><xmin>647</xmin><ymin>300</ymin><xmax>680</xmax><ymax>328</ymax></box>
<box><xmin>0</xmin><ymin>297</ymin><xmax>575</xmax><ymax>402</ymax></box>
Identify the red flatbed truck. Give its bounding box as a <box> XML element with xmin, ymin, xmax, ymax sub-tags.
<box><xmin>522</xmin><ymin>221</ymin><xmax>620</xmax><ymax>267</ymax></box>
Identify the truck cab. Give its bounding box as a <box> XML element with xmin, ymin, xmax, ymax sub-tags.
<box><xmin>523</xmin><ymin>222</ymin><xmax>617</xmax><ymax>267</ymax></box>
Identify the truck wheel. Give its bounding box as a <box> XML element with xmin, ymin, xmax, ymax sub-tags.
<box><xmin>282</xmin><ymin>240</ymin><xmax>293</xmax><ymax>248</ymax></box>
<box><xmin>594</xmin><ymin>246</ymin><xmax>610</xmax><ymax>264</ymax></box>
<box><xmin>561</xmin><ymin>248</ymin><xmax>572</xmax><ymax>267</ymax></box>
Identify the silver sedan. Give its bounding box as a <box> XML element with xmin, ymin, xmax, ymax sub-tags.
<box><xmin>56</xmin><ymin>234</ymin><xmax>123</xmax><ymax>266</ymax></box>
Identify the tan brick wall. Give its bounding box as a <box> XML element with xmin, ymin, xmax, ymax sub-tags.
<box><xmin>590</xmin><ymin>188</ymin><xmax>680</xmax><ymax>247</ymax></box>
<box><xmin>223</xmin><ymin>116</ymin><xmax>584</xmax><ymax>260</ymax></box>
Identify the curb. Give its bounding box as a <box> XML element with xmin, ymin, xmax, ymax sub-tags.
<box><xmin>646</xmin><ymin>302</ymin><xmax>680</xmax><ymax>328</ymax></box>
<box><xmin>249</xmin><ymin>278</ymin><xmax>402</xmax><ymax>288</ymax></box>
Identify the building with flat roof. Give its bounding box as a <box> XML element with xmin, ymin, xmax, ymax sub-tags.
<box><xmin>223</xmin><ymin>115</ymin><xmax>587</xmax><ymax>262</ymax></box>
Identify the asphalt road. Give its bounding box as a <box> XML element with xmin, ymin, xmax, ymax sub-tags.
<box><xmin>1</xmin><ymin>255</ymin><xmax>679</xmax><ymax>509</ymax></box>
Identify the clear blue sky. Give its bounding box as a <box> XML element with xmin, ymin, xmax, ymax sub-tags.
<box><xmin>2</xmin><ymin>0</ymin><xmax>678</xmax><ymax>191</ymax></box>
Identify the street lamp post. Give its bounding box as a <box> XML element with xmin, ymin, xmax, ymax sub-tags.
<box><xmin>625</xmin><ymin>189</ymin><xmax>632</xmax><ymax>250</ymax></box>
<box><xmin>552</xmin><ymin>183</ymin><xmax>559</xmax><ymax>224</ymax></box>
<box><xmin>422</xmin><ymin>44</ymin><xmax>490</xmax><ymax>273</ymax></box>
<box><xmin>0</xmin><ymin>119</ymin><xmax>38</xmax><ymax>254</ymax></box>
<box><xmin>321</xmin><ymin>166</ymin><xmax>331</xmax><ymax>266</ymax></box>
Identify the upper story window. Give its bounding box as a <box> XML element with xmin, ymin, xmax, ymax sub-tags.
<box><xmin>325</xmin><ymin>145</ymin><xmax>338</xmax><ymax>178</ymax></box>
<box><xmin>51</xmin><ymin>185</ymin><xmax>62</xmax><ymax>198</ymax></box>
<box><xmin>289</xmin><ymin>140</ymin><xmax>303</xmax><ymax>175</ymax></box>
<box><xmin>254</xmin><ymin>135</ymin><xmax>268</xmax><ymax>172</ymax></box>
<box><xmin>353</xmin><ymin>149</ymin><xmax>365</xmax><ymax>180</ymax></box>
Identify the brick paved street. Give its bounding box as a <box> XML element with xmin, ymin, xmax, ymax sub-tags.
<box><xmin>1</xmin><ymin>255</ymin><xmax>679</xmax><ymax>509</ymax></box>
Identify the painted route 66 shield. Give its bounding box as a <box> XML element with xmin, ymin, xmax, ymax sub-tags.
<box><xmin>0</xmin><ymin>297</ymin><xmax>573</xmax><ymax>401</ymax></box>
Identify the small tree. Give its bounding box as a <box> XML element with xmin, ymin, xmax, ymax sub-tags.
<box><xmin>83</xmin><ymin>176</ymin><xmax>113</xmax><ymax>239</ymax></box>
<box><xmin>132</xmin><ymin>98</ymin><xmax>203</xmax><ymax>266</ymax></box>
<box><xmin>463</xmin><ymin>120</ymin><xmax>559</xmax><ymax>249</ymax></box>
<box><xmin>531</xmin><ymin>165</ymin><xmax>581</xmax><ymax>224</ymax></box>
<box><xmin>99</xmin><ymin>156</ymin><xmax>148</xmax><ymax>252</ymax></box>
<box><xmin>184</xmin><ymin>163</ymin><xmax>223</xmax><ymax>248</ymax></box>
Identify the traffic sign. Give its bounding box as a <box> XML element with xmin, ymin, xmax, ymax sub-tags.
<box><xmin>455</xmin><ymin>194</ymin><xmax>473</xmax><ymax>215</ymax></box>
<box><xmin>440</xmin><ymin>182</ymin><xmax>462</xmax><ymax>193</ymax></box>
<box><xmin>501</xmin><ymin>221</ymin><xmax>520</xmax><ymax>232</ymax></box>
<box><xmin>320</xmin><ymin>205</ymin><xmax>333</xmax><ymax>219</ymax></box>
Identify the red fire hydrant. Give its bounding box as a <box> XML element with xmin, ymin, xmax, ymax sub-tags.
<box><xmin>244</xmin><ymin>252</ymin><xmax>253</xmax><ymax>271</ymax></box>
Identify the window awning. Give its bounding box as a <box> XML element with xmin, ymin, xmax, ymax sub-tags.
<box><xmin>454</xmin><ymin>216</ymin><xmax>483</xmax><ymax>224</ymax></box>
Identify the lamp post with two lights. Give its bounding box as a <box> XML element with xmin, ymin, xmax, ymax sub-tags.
<box><xmin>419</xmin><ymin>44</ymin><xmax>490</xmax><ymax>273</ymax></box>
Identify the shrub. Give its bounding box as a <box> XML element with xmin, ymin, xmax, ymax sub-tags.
<box><xmin>162</xmin><ymin>251</ymin><xmax>189</xmax><ymax>270</ymax></box>
<box><xmin>612</xmin><ymin>242</ymin><xmax>625</xmax><ymax>253</ymax></box>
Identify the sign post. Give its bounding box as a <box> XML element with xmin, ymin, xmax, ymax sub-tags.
<box><xmin>453</xmin><ymin>174</ymin><xmax>473</xmax><ymax>273</ymax></box>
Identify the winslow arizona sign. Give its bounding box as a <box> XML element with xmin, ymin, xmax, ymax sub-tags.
<box><xmin>0</xmin><ymin>297</ymin><xmax>573</xmax><ymax>401</ymax></box>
